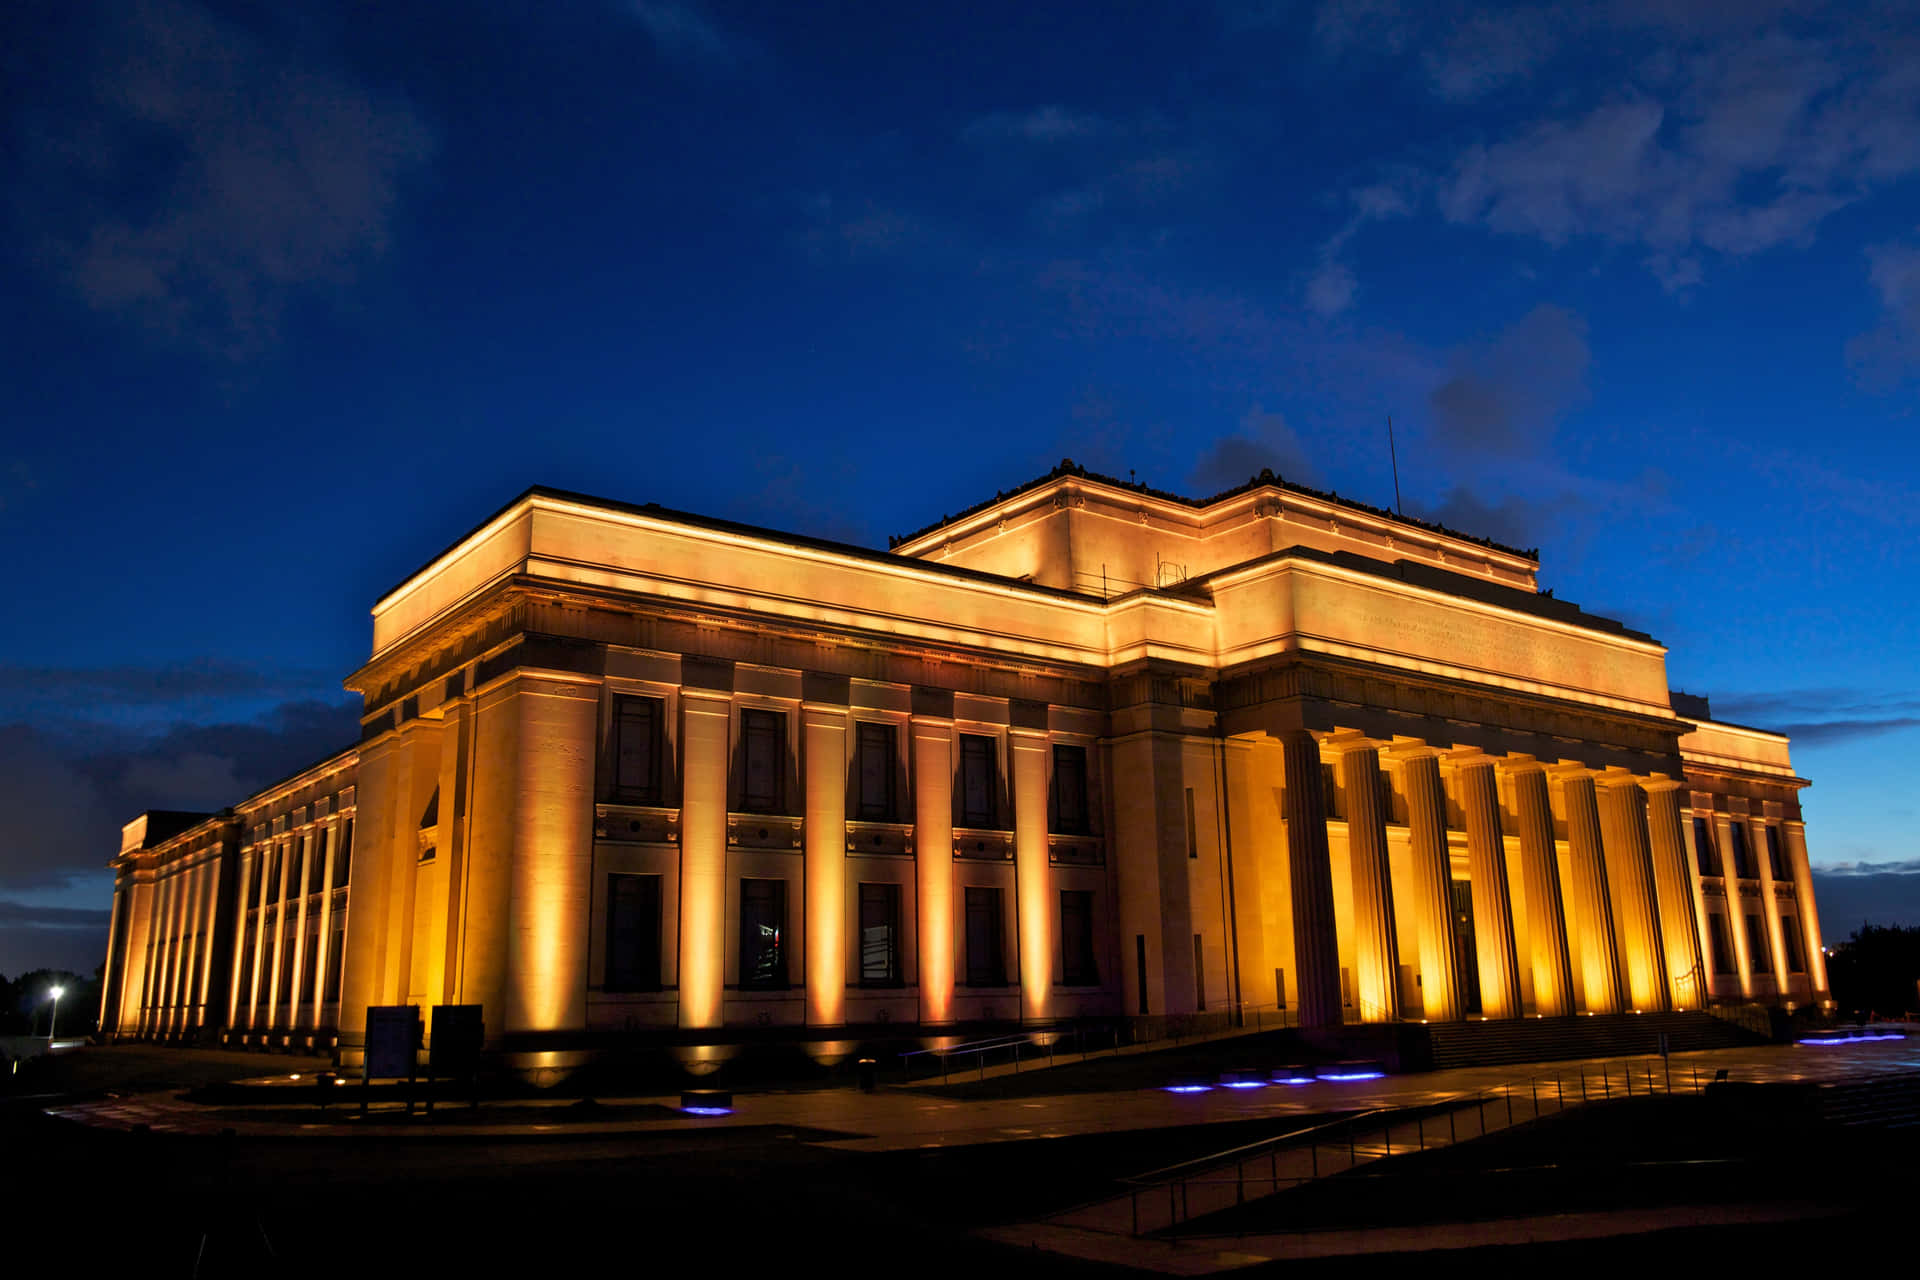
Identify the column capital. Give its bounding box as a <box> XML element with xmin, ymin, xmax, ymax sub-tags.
<box><xmin>1640</xmin><ymin>774</ymin><xmax>1686</xmax><ymax>794</ymax></box>
<box><xmin>1496</xmin><ymin>753</ymin><xmax>1549</xmax><ymax>777</ymax></box>
<box><xmin>1324</xmin><ymin>729</ymin><xmax>1387</xmax><ymax>755</ymax></box>
<box><xmin>1442</xmin><ymin>746</ymin><xmax>1499</xmax><ymax>773</ymax></box>
<box><xmin>1592</xmin><ymin>765</ymin><xmax>1643</xmax><ymax>792</ymax></box>
<box><xmin>1379</xmin><ymin>736</ymin><xmax>1441</xmax><ymax>763</ymax></box>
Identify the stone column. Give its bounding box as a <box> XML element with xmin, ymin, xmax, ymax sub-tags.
<box><xmin>1559</xmin><ymin>771</ymin><xmax>1624</xmax><ymax>1014</ymax></box>
<box><xmin>1644</xmin><ymin>782</ymin><xmax>1707</xmax><ymax>1010</ymax></box>
<box><xmin>226</xmin><ymin>851</ymin><xmax>252</xmax><ymax>1028</ymax></box>
<box><xmin>1454</xmin><ymin>756</ymin><xmax>1522</xmax><ymax>1020</ymax></box>
<box><xmin>679</xmin><ymin>688</ymin><xmax>731</xmax><ymax>1030</ymax></box>
<box><xmin>99</xmin><ymin>884</ymin><xmax>125</xmax><ymax>1035</ymax></box>
<box><xmin>1279</xmin><ymin>730</ymin><xmax>1341</xmax><ymax>1028</ymax></box>
<box><xmin>913</xmin><ymin>715</ymin><xmax>956</xmax><ymax>1025</ymax></box>
<box><xmin>1680</xmin><ymin>805</ymin><xmax>1718</xmax><ymax>1000</ymax></box>
<box><xmin>249</xmin><ymin>830</ymin><xmax>277</xmax><ymax>1030</ymax></box>
<box><xmin>1336</xmin><ymin>741</ymin><xmax>1399</xmax><ymax>1022</ymax></box>
<box><xmin>288</xmin><ymin>832</ymin><xmax>314</xmax><ymax>1029</ymax></box>
<box><xmin>1783</xmin><ymin>822</ymin><xmax>1830</xmax><ymax>1000</ymax></box>
<box><xmin>1399</xmin><ymin>750</ymin><xmax>1460</xmax><ymax>1022</ymax></box>
<box><xmin>1011</xmin><ymin>727</ymin><xmax>1054</xmax><ymax>1023</ymax></box>
<box><xmin>1752</xmin><ymin>821</ymin><xmax>1793</xmax><ymax>993</ymax></box>
<box><xmin>310</xmin><ymin>824</ymin><xmax>337</xmax><ymax>1029</ymax></box>
<box><xmin>1597</xmin><ymin>777</ymin><xmax>1671</xmax><ymax>1011</ymax></box>
<box><xmin>802</xmin><ymin>702</ymin><xmax>848</xmax><ymax>1026</ymax></box>
<box><xmin>1506</xmin><ymin>761</ymin><xmax>1575</xmax><ymax>1017</ymax></box>
<box><xmin>1717</xmin><ymin>815</ymin><xmax>1756</xmax><ymax>998</ymax></box>
<box><xmin>118</xmin><ymin>879</ymin><xmax>154</xmax><ymax>1038</ymax></box>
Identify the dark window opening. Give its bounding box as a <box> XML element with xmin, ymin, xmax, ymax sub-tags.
<box><xmin>741</xmin><ymin>709</ymin><xmax>786</xmax><ymax>814</ymax></box>
<box><xmin>1693</xmin><ymin>817</ymin><xmax>1722</xmax><ymax>877</ymax></box>
<box><xmin>1781</xmin><ymin>915</ymin><xmax>1806</xmax><ymax>974</ymax></box>
<box><xmin>1729</xmin><ymin>822</ymin><xmax>1755</xmax><ymax>878</ymax></box>
<box><xmin>859</xmin><ymin>882</ymin><xmax>902</xmax><ymax>986</ymax></box>
<box><xmin>1321</xmin><ymin>763</ymin><xmax>1342</xmax><ymax>820</ymax></box>
<box><xmin>302</xmin><ymin>929</ymin><xmax>320</xmax><ymax>1003</ymax></box>
<box><xmin>1194</xmin><ymin>934</ymin><xmax>1208</xmax><ymax>1010</ymax></box>
<box><xmin>1185</xmin><ymin>788</ymin><xmax>1198</xmax><ymax>859</ymax></box>
<box><xmin>605</xmin><ymin>873</ymin><xmax>663</xmax><ymax>992</ymax></box>
<box><xmin>964</xmin><ymin>886</ymin><xmax>1006</xmax><ymax>986</ymax></box>
<box><xmin>959</xmin><ymin>735</ymin><xmax>997</xmax><ymax>828</ymax></box>
<box><xmin>739</xmin><ymin>878</ymin><xmax>787</xmax><ymax>989</ymax></box>
<box><xmin>334</xmin><ymin>819</ymin><xmax>353</xmax><ymax>889</ymax></box>
<box><xmin>325</xmin><ymin>926</ymin><xmax>345</xmax><ymax>1002</ymax></box>
<box><xmin>1709</xmin><ymin>914</ymin><xmax>1737</xmax><ymax>975</ymax></box>
<box><xmin>1765</xmin><ymin>826</ymin><xmax>1789</xmax><ymax>880</ymax></box>
<box><xmin>612</xmin><ymin>696</ymin><xmax>665</xmax><ymax>804</ymax></box>
<box><xmin>856</xmin><ymin>722</ymin><xmax>897</xmax><ymax>821</ymax></box>
<box><xmin>1061</xmin><ymin>890</ymin><xmax>1097</xmax><ymax>986</ymax></box>
<box><xmin>1052</xmin><ymin>745</ymin><xmax>1091</xmax><ymax>834</ymax></box>
<box><xmin>308</xmin><ymin>832</ymin><xmax>327</xmax><ymax>895</ymax></box>
<box><xmin>1745</xmin><ymin>913</ymin><xmax>1772</xmax><ymax>975</ymax></box>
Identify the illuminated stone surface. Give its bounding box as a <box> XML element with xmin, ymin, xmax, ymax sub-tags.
<box><xmin>97</xmin><ymin>464</ymin><xmax>1834</xmax><ymax>1060</ymax></box>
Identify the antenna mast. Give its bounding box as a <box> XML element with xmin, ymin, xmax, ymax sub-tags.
<box><xmin>1386</xmin><ymin>415</ymin><xmax>1403</xmax><ymax>515</ymax></box>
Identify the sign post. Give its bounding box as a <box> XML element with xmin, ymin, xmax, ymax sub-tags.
<box><xmin>362</xmin><ymin>1005</ymin><xmax>421</xmax><ymax>1116</ymax></box>
<box><xmin>427</xmin><ymin>1005</ymin><xmax>484</xmax><ymax>1115</ymax></box>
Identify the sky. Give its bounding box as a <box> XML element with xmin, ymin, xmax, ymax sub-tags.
<box><xmin>2</xmin><ymin>0</ymin><xmax>1917</xmax><ymax>978</ymax></box>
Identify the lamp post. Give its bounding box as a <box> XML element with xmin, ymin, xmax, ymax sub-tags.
<box><xmin>47</xmin><ymin>985</ymin><xmax>64</xmax><ymax>1041</ymax></box>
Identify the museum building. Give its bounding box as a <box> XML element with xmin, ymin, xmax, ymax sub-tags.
<box><xmin>98</xmin><ymin>462</ymin><xmax>1832</xmax><ymax>1067</ymax></box>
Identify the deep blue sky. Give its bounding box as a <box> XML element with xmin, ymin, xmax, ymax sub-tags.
<box><xmin>3</xmin><ymin>0</ymin><xmax>1917</xmax><ymax>976</ymax></box>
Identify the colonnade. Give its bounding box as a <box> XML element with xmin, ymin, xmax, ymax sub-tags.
<box><xmin>107</xmin><ymin>839</ymin><xmax>229</xmax><ymax>1038</ymax></box>
<box><xmin>228</xmin><ymin>807</ymin><xmax>352</xmax><ymax>1042</ymax></box>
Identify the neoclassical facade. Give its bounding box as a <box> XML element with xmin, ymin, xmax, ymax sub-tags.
<box><xmin>100</xmin><ymin>463</ymin><xmax>1830</xmax><ymax>1062</ymax></box>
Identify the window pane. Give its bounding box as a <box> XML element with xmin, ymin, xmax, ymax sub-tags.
<box><xmin>742</xmin><ymin>710</ymin><xmax>784</xmax><ymax>813</ymax></box>
<box><xmin>335</xmin><ymin>819</ymin><xmax>353</xmax><ymax>888</ymax></box>
<box><xmin>614</xmin><ymin>697</ymin><xmax>662</xmax><ymax>803</ymax></box>
<box><xmin>857</xmin><ymin>722</ymin><xmax>894</xmax><ymax>820</ymax></box>
<box><xmin>1053</xmin><ymin>745</ymin><xmax>1089</xmax><ymax>834</ymax></box>
<box><xmin>1061</xmin><ymin>890</ymin><xmax>1097</xmax><ymax>985</ymax></box>
<box><xmin>1693</xmin><ymin>818</ymin><xmax>1721</xmax><ymax>876</ymax></box>
<box><xmin>740</xmin><ymin>878</ymin><xmax>787</xmax><ymax>988</ymax></box>
<box><xmin>1766</xmin><ymin>826</ymin><xmax>1789</xmax><ymax>880</ymax></box>
<box><xmin>1781</xmin><ymin>915</ymin><xmax>1805</xmax><ymax>974</ymax></box>
<box><xmin>960</xmin><ymin>735</ymin><xmax>995</xmax><ymax>828</ymax></box>
<box><xmin>1709</xmin><ymin>914</ymin><xmax>1736</xmax><ymax>975</ymax></box>
<box><xmin>1745</xmin><ymin>913</ymin><xmax>1771</xmax><ymax>973</ymax></box>
<box><xmin>606</xmin><ymin>873</ymin><xmax>663</xmax><ymax>991</ymax></box>
<box><xmin>964</xmin><ymin>886</ymin><xmax>1004</xmax><ymax>986</ymax></box>
<box><xmin>859</xmin><ymin>882</ymin><xmax>900</xmax><ymax>985</ymax></box>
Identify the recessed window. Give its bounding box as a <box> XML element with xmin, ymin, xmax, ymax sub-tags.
<box><xmin>1052</xmin><ymin>745</ymin><xmax>1091</xmax><ymax>834</ymax></box>
<box><xmin>1729</xmin><ymin>822</ymin><xmax>1755</xmax><ymax>879</ymax></box>
<box><xmin>959</xmin><ymin>734</ymin><xmax>997</xmax><ymax>828</ymax></box>
<box><xmin>964</xmin><ymin>886</ymin><xmax>1005</xmax><ymax>987</ymax></box>
<box><xmin>605</xmin><ymin>873</ymin><xmax>663</xmax><ymax>992</ymax></box>
<box><xmin>739</xmin><ymin>878</ymin><xmax>787</xmax><ymax>989</ymax></box>
<box><xmin>325</xmin><ymin>926</ymin><xmax>345</xmax><ymax>1002</ymax></box>
<box><xmin>1061</xmin><ymin>890</ymin><xmax>1098</xmax><ymax>986</ymax></box>
<box><xmin>1781</xmin><ymin>915</ymin><xmax>1806</xmax><ymax>974</ymax></box>
<box><xmin>1321</xmin><ymin>763</ymin><xmax>1342</xmax><ymax>820</ymax></box>
<box><xmin>1744</xmin><ymin>912</ymin><xmax>1771</xmax><ymax>974</ymax></box>
<box><xmin>612</xmin><ymin>695</ymin><xmax>665</xmax><ymax>804</ymax></box>
<box><xmin>1765</xmin><ymin>826</ymin><xmax>1789</xmax><ymax>881</ymax></box>
<box><xmin>740</xmin><ymin>709</ymin><xmax>785</xmax><ymax>814</ymax></box>
<box><xmin>334</xmin><ymin>819</ymin><xmax>353</xmax><ymax>888</ymax></box>
<box><xmin>1693</xmin><ymin>817</ymin><xmax>1722</xmax><ymax>876</ymax></box>
<box><xmin>858</xmin><ymin>882</ymin><xmax>902</xmax><ymax>986</ymax></box>
<box><xmin>1708</xmin><ymin>914</ymin><xmax>1737</xmax><ymax>975</ymax></box>
<box><xmin>855</xmin><ymin>721</ymin><xmax>897</xmax><ymax>821</ymax></box>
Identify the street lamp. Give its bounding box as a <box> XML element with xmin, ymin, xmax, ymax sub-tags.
<box><xmin>47</xmin><ymin>985</ymin><xmax>64</xmax><ymax>1041</ymax></box>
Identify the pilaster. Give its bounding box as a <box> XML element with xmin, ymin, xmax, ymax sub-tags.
<box><xmin>1505</xmin><ymin>760</ymin><xmax>1574</xmax><ymax>1018</ymax></box>
<box><xmin>913</xmin><ymin>715</ymin><xmax>956</xmax><ymax>1025</ymax></box>
<box><xmin>1453</xmin><ymin>754</ymin><xmax>1521</xmax><ymax>1019</ymax></box>
<box><xmin>803</xmin><ymin>702</ymin><xmax>849</xmax><ymax>1026</ymax></box>
<box><xmin>1783</xmin><ymin>822</ymin><xmax>1830</xmax><ymax>1000</ymax></box>
<box><xmin>1011</xmin><ymin>726</ymin><xmax>1053</xmax><ymax>1023</ymax></box>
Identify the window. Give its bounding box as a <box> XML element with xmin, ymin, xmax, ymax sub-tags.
<box><xmin>1766</xmin><ymin>826</ymin><xmax>1789</xmax><ymax>880</ymax></box>
<box><xmin>334</xmin><ymin>818</ymin><xmax>353</xmax><ymax>889</ymax></box>
<box><xmin>1320</xmin><ymin>763</ymin><xmax>1342</xmax><ymax>819</ymax></box>
<box><xmin>1053</xmin><ymin>745</ymin><xmax>1090</xmax><ymax>834</ymax></box>
<box><xmin>959</xmin><ymin>735</ymin><xmax>997</xmax><ymax>828</ymax></box>
<box><xmin>1693</xmin><ymin>817</ymin><xmax>1722</xmax><ymax>876</ymax></box>
<box><xmin>1708</xmin><ymin>913</ymin><xmax>1737</xmax><ymax>975</ymax></box>
<box><xmin>1781</xmin><ymin>915</ymin><xmax>1806</xmax><ymax>974</ymax></box>
<box><xmin>239</xmin><ymin>922</ymin><xmax>257</xmax><ymax>1002</ymax></box>
<box><xmin>855</xmin><ymin>722</ymin><xmax>896</xmax><ymax>820</ymax></box>
<box><xmin>612</xmin><ymin>695</ymin><xmax>665</xmax><ymax>804</ymax></box>
<box><xmin>1745</xmin><ymin>913</ymin><xmax>1771</xmax><ymax>974</ymax></box>
<box><xmin>740</xmin><ymin>709</ymin><xmax>785</xmax><ymax>814</ymax></box>
<box><xmin>739</xmin><ymin>878</ymin><xmax>787</xmax><ymax>988</ymax></box>
<box><xmin>605</xmin><ymin>873</ymin><xmax>663</xmax><ymax>991</ymax></box>
<box><xmin>1194</xmin><ymin>934</ymin><xmax>1207</xmax><ymax>1010</ymax></box>
<box><xmin>308</xmin><ymin>830</ymin><xmax>327</xmax><ymax>894</ymax></box>
<box><xmin>280</xmin><ymin>927</ymin><xmax>297</xmax><ymax>1004</ymax></box>
<box><xmin>1061</xmin><ymin>890</ymin><xmax>1097</xmax><ymax>986</ymax></box>
<box><xmin>303</xmin><ymin>926</ymin><xmax>320</xmax><ymax>1002</ymax></box>
<box><xmin>1729</xmin><ymin>822</ymin><xmax>1755</xmax><ymax>878</ymax></box>
<box><xmin>1185</xmin><ymin>788</ymin><xmax>1198</xmax><ymax>859</ymax></box>
<box><xmin>858</xmin><ymin>883</ymin><xmax>902</xmax><ymax>986</ymax></box>
<box><xmin>964</xmin><ymin>886</ymin><xmax>1005</xmax><ymax>986</ymax></box>
<box><xmin>1378</xmin><ymin>773</ymin><xmax>1395</xmax><ymax>824</ymax></box>
<box><xmin>325</xmin><ymin>925</ymin><xmax>345</xmax><ymax>1002</ymax></box>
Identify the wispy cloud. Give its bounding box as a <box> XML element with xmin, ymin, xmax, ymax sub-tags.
<box><xmin>1709</xmin><ymin>689</ymin><xmax>1920</xmax><ymax>744</ymax></box>
<box><xmin>628</xmin><ymin>1</ymin><xmax>757</xmax><ymax>68</ymax></box>
<box><xmin>1848</xmin><ymin>234</ymin><xmax>1920</xmax><ymax>388</ymax></box>
<box><xmin>1189</xmin><ymin>408</ymin><xmax>1321</xmax><ymax>495</ymax></box>
<box><xmin>1426</xmin><ymin>304</ymin><xmax>1589</xmax><ymax>457</ymax></box>
<box><xmin>964</xmin><ymin>106</ymin><xmax>1113</xmax><ymax>146</ymax></box>
<box><xmin>11</xmin><ymin>1</ymin><xmax>434</xmax><ymax>359</ymax></box>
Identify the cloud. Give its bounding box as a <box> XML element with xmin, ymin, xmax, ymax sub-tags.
<box><xmin>1707</xmin><ymin>689</ymin><xmax>1920</xmax><ymax>742</ymax></box>
<box><xmin>1426</xmin><ymin>304</ymin><xmax>1589</xmax><ymax>455</ymax></box>
<box><xmin>964</xmin><ymin>106</ymin><xmax>1112</xmax><ymax>146</ymax></box>
<box><xmin>629</xmin><ymin>1</ymin><xmax>755</xmax><ymax>67</ymax></box>
<box><xmin>0</xmin><ymin>901</ymin><xmax>111</xmax><ymax>929</ymax></box>
<box><xmin>1408</xmin><ymin>485</ymin><xmax>1558</xmax><ymax>549</ymax></box>
<box><xmin>10</xmin><ymin>1</ymin><xmax>434</xmax><ymax>359</ymax></box>
<box><xmin>1420</xmin><ymin>8</ymin><xmax>1561</xmax><ymax>101</ymax></box>
<box><xmin>1810</xmin><ymin>870</ymin><xmax>1920</xmax><ymax>932</ymax></box>
<box><xmin>1189</xmin><ymin>408</ymin><xmax>1321</xmax><ymax>495</ymax></box>
<box><xmin>1304</xmin><ymin>261</ymin><xmax>1357</xmax><ymax>316</ymax></box>
<box><xmin>1847</xmin><ymin>235</ymin><xmax>1920</xmax><ymax>387</ymax></box>
<box><xmin>1304</xmin><ymin>179</ymin><xmax>1418</xmax><ymax>316</ymax></box>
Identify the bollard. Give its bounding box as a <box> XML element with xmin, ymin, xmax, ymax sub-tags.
<box><xmin>857</xmin><ymin>1058</ymin><xmax>878</xmax><ymax>1093</ymax></box>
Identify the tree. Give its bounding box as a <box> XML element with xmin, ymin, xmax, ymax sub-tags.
<box><xmin>1826</xmin><ymin>924</ymin><xmax>1920</xmax><ymax>1020</ymax></box>
<box><xmin>1</xmin><ymin>968</ymin><xmax>97</xmax><ymax>1037</ymax></box>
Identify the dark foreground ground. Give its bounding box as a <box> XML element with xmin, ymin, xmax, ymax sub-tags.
<box><xmin>2</xmin><ymin>1046</ymin><xmax>1906</xmax><ymax>1277</ymax></box>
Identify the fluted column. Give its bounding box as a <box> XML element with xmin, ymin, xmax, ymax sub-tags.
<box><xmin>678</xmin><ymin>688</ymin><xmax>731</xmax><ymax>1029</ymax></box>
<box><xmin>1454</xmin><ymin>756</ymin><xmax>1522</xmax><ymax>1019</ymax></box>
<box><xmin>1644</xmin><ymin>782</ymin><xmax>1707</xmax><ymax>1009</ymax></box>
<box><xmin>1717</xmin><ymin>815</ymin><xmax>1756</xmax><ymax>997</ymax></box>
<box><xmin>1279</xmin><ymin>730</ymin><xmax>1341</xmax><ymax>1028</ymax></box>
<box><xmin>1399</xmin><ymin>750</ymin><xmax>1460</xmax><ymax>1021</ymax></box>
<box><xmin>1597</xmin><ymin>777</ymin><xmax>1671</xmax><ymax>1011</ymax></box>
<box><xmin>1506</xmin><ymin>761</ymin><xmax>1575</xmax><ymax>1017</ymax></box>
<box><xmin>1559</xmin><ymin>771</ymin><xmax>1624</xmax><ymax>1014</ymax></box>
<box><xmin>1011</xmin><ymin>727</ymin><xmax>1054</xmax><ymax>1023</ymax></box>
<box><xmin>1753</xmin><ymin>822</ymin><xmax>1793</xmax><ymax>993</ymax></box>
<box><xmin>802</xmin><ymin>703</ymin><xmax>848</xmax><ymax>1026</ymax></box>
<box><xmin>288</xmin><ymin>833</ymin><xmax>315</xmax><ymax>1029</ymax></box>
<box><xmin>1336</xmin><ymin>741</ymin><xmax>1399</xmax><ymax>1022</ymax></box>
<box><xmin>1783</xmin><ymin>822</ymin><xmax>1830</xmax><ymax>1000</ymax></box>
<box><xmin>99</xmin><ymin>884</ymin><xmax>125</xmax><ymax>1034</ymax></box>
<box><xmin>311</xmin><ymin>823</ymin><xmax>338</xmax><ymax>1029</ymax></box>
<box><xmin>913</xmin><ymin>716</ymin><xmax>956</xmax><ymax>1025</ymax></box>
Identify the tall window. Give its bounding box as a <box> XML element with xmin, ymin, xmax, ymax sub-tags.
<box><xmin>605</xmin><ymin>873</ymin><xmax>663</xmax><ymax>991</ymax></box>
<box><xmin>308</xmin><ymin>830</ymin><xmax>327</xmax><ymax>894</ymax></box>
<box><xmin>612</xmin><ymin>695</ymin><xmax>665</xmax><ymax>804</ymax></box>
<box><xmin>739</xmin><ymin>878</ymin><xmax>787</xmax><ymax>988</ymax></box>
<box><xmin>959</xmin><ymin>734</ymin><xmax>997</xmax><ymax>827</ymax></box>
<box><xmin>1744</xmin><ymin>913</ymin><xmax>1772</xmax><ymax>974</ymax></box>
<box><xmin>1320</xmin><ymin>763</ymin><xmax>1342</xmax><ymax>819</ymax></box>
<box><xmin>856</xmin><ymin>722</ymin><xmax>896</xmax><ymax>820</ymax></box>
<box><xmin>1053</xmin><ymin>744</ymin><xmax>1090</xmax><ymax>834</ymax></box>
<box><xmin>1708</xmin><ymin>914</ymin><xmax>1737</xmax><ymax>975</ymax></box>
<box><xmin>964</xmin><ymin>886</ymin><xmax>1005</xmax><ymax>986</ymax></box>
<box><xmin>1765</xmin><ymin>826</ymin><xmax>1789</xmax><ymax>880</ymax></box>
<box><xmin>325</xmin><ymin>925</ymin><xmax>345</xmax><ymax>1002</ymax></box>
<box><xmin>859</xmin><ymin>883</ymin><xmax>901</xmax><ymax>986</ymax></box>
<box><xmin>334</xmin><ymin>818</ymin><xmax>353</xmax><ymax>889</ymax></box>
<box><xmin>1729</xmin><ymin>822</ymin><xmax>1755</xmax><ymax>878</ymax></box>
<box><xmin>1781</xmin><ymin>915</ymin><xmax>1806</xmax><ymax>974</ymax></box>
<box><xmin>1693</xmin><ymin>817</ymin><xmax>1722</xmax><ymax>876</ymax></box>
<box><xmin>740</xmin><ymin>709</ymin><xmax>785</xmax><ymax>813</ymax></box>
<box><xmin>1185</xmin><ymin>788</ymin><xmax>1198</xmax><ymax>859</ymax></box>
<box><xmin>303</xmin><ymin>925</ymin><xmax>320</xmax><ymax>1001</ymax></box>
<box><xmin>1061</xmin><ymin>890</ymin><xmax>1097</xmax><ymax>985</ymax></box>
